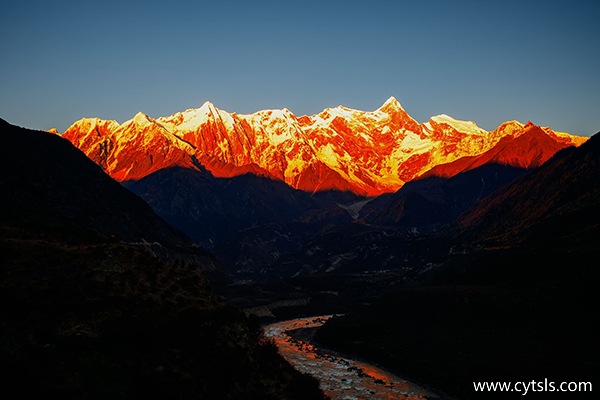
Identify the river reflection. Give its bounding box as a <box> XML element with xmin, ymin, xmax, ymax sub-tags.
<box><xmin>264</xmin><ymin>316</ymin><xmax>444</xmax><ymax>400</ymax></box>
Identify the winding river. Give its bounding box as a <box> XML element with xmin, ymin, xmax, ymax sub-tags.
<box><xmin>264</xmin><ymin>315</ymin><xmax>445</xmax><ymax>400</ymax></box>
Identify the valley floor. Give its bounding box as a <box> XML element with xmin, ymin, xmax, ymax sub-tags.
<box><xmin>264</xmin><ymin>315</ymin><xmax>450</xmax><ymax>400</ymax></box>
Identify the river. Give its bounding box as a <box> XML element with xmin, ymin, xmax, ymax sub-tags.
<box><xmin>263</xmin><ymin>315</ymin><xmax>446</xmax><ymax>400</ymax></box>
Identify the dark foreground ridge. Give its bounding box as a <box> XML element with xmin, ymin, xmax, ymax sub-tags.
<box><xmin>0</xmin><ymin>119</ymin><xmax>325</xmax><ymax>399</ymax></box>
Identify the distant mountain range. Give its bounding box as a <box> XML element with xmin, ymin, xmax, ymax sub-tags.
<box><xmin>54</xmin><ymin>100</ymin><xmax>590</xmax><ymax>276</ymax></box>
<box><xmin>61</xmin><ymin>98</ymin><xmax>587</xmax><ymax>196</ymax></box>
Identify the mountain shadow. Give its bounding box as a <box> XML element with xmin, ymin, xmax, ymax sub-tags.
<box><xmin>0</xmin><ymin>119</ymin><xmax>325</xmax><ymax>400</ymax></box>
<box><xmin>124</xmin><ymin>165</ymin><xmax>363</xmax><ymax>275</ymax></box>
<box><xmin>124</xmin><ymin>161</ymin><xmax>530</xmax><ymax>282</ymax></box>
<box><xmin>267</xmin><ymin>162</ymin><xmax>530</xmax><ymax>279</ymax></box>
<box><xmin>457</xmin><ymin>133</ymin><xmax>600</xmax><ymax>247</ymax></box>
<box><xmin>361</xmin><ymin>163</ymin><xmax>529</xmax><ymax>233</ymax></box>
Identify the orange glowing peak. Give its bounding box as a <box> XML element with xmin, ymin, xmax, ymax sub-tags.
<box><xmin>62</xmin><ymin>99</ymin><xmax>588</xmax><ymax>195</ymax></box>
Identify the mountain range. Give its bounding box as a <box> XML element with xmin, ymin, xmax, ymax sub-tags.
<box><xmin>56</xmin><ymin>99</ymin><xmax>589</xmax><ymax>278</ymax></box>
<box><xmin>61</xmin><ymin>98</ymin><xmax>587</xmax><ymax>196</ymax></box>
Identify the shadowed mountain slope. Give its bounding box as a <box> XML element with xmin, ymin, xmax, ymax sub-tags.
<box><xmin>457</xmin><ymin>132</ymin><xmax>600</xmax><ymax>246</ymax></box>
<box><xmin>0</xmin><ymin>119</ymin><xmax>325</xmax><ymax>400</ymax></box>
<box><xmin>361</xmin><ymin>164</ymin><xmax>528</xmax><ymax>232</ymax></box>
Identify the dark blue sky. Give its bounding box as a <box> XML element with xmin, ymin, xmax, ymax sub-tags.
<box><xmin>1</xmin><ymin>0</ymin><xmax>599</xmax><ymax>135</ymax></box>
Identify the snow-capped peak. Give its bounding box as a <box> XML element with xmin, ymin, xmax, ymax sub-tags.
<box><xmin>430</xmin><ymin>114</ymin><xmax>487</xmax><ymax>135</ymax></box>
<box><xmin>500</xmin><ymin>120</ymin><xmax>525</xmax><ymax>128</ymax></box>
<box><xmin>132</xmin><ymin>111</ymin><xmax>152</xmax><ymax>125</ymax></box>
<box><xmin>492</xmin><ymin>120</ymin><xmax>526</xmax><ymax>138</ymax></box>
<box><xmin>377</xmin><ymin>97</ymin><xmax>410</xmax><ymax>120</ymax></box>
<box><xmin>199</xmin><ymin>101</ymin><xmax>218</xmax><ymax>113</ymax></box>
<box><xmin>380</xmin><ymin>96</ymin><xmax>403</xmax><ymax>109</ymax></box>
<box><xmin>66</xmin><ymin>117</ymin><xmax>120</xmax><ymax>134</ymax></box>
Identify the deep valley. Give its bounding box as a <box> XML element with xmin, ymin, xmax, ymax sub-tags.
<box><xmin>2</xmin><ymin>102</ymin><xmax>598</xmax><ymax>399</ymax></box>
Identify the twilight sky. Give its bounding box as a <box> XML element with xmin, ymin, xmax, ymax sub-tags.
<box><xmin>1</xmin><ymin>0</ymin><xmax>599</xmax><ymax>136</ymax></box>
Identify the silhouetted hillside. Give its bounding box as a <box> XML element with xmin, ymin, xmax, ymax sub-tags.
<box><xmin>126</xmin><ymin>165</ymin><xmax>360</xmax><ymax>275</ymax></box>
<box><xmin>0</xmin><ymin>119</ymin><xmax>325</xmax><ymax>400</ymax></box>
<box><xmin>1</xmin><ymin>119</ymin><xmax>201</xmax><ymax>247</ymax></box>
<box><xmin>458</xmin><ymin>132</ymin><xmax>600</xmax><ymax>247</ymax></box>
<box><xmin>362</xmin><ymin>163</ymin><xmax>528</xmax><ymax>232</ymax></box>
